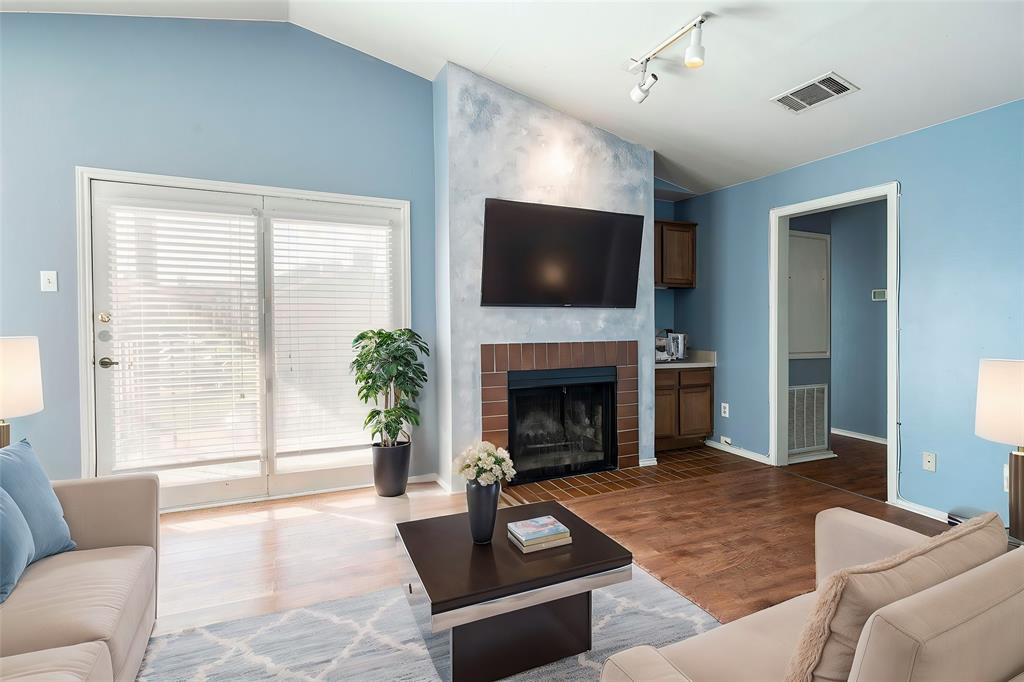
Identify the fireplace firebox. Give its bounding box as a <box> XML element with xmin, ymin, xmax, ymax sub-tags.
<box><xmin>507</xmin><ymin>366</ymin><xmax>617</xmax><ymax>484</ymax></box>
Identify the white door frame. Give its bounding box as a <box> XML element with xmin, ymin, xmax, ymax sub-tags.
<box><xmin>768</xmin><ymin>182</ymin><xmax>900</xmax><ymax>504</ymax></box>
<box><xmin>75</xmin><ymin>167</ymin><xmax>412</xmax><ymax>507</ymax></box>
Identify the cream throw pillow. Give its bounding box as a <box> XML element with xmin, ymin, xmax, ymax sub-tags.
<box><xmin>784</xmin><ymin>512</ymin><xmax>1007</xmax><ymax>682</ymax></box>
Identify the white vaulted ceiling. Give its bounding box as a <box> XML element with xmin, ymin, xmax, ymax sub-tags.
<box><xmin>7</xmin><ymin>0</ymin><xmax>1023</xmax><ymax>194</ymax></box>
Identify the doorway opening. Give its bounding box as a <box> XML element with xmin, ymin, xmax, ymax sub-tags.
<box><xmin>768</xmin><ymin>183</ymin><xmax>900</xmax><ymax>505</ymax></box>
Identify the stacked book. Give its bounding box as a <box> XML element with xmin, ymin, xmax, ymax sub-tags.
<box><xmin>507</xmin><ymin>515</ymin><xmax>572</xmax><ymax>554</ymax></box>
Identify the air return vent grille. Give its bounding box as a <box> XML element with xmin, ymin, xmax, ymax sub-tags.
<box><xmin>774</xmin><ymin>72</ymin><xmax>859</xmax><ymax>114</ymax></box>
<box><xmin>788</xmin><ymin>384</ymin><xmax>828</xmax><ymax>454</ymax></box>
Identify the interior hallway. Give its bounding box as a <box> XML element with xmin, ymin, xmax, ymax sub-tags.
<box><xmin>788</xmin><ymin>433</ymin><xmax>888</xmax><ymax>501</ymax></box>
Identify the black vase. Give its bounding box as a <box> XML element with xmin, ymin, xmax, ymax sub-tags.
<box><xmin>372</xmin><ymin>442</ymin><xmax>411</xmax><ymax>497</ymax></box>
<box><xmin>466</xmin><ymin>479</ymin><xmax>500</xmax><ymax>544</ymax></box>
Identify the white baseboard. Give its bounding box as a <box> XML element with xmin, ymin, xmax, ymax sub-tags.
<box><xmin>163</xmin><ymin>473</ymin><xmax>449</xmax><ymax>513</ymax></box>
<box><xmin>889</xmin><ymin>497</ymin><xmax>948</xmax><ymax>522</ymax></box>
<box><xmin>788</xmin><ymin>450</ymin><xmax>837</xmax><ymax>464</ymax></box>
<box><xmin>831</xmin><ymin>428</ymin><xmax>887</xmax><ymax>445</ymax></box>
<box><xmin>428</xmin><ymin>473</ymin><xmax>453</xmax><ymax>494</ymax></box>
<box><xmin>704</xmin><ymin>439</ymin><xmax>770</xmax><ymax>463</ymax></box>
<box><xmin>639</xmin><ymin>457</ymin><xmax>658</xmax><ymax>467</ymax></box>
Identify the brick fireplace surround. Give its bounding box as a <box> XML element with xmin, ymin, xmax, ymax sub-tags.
<box><xmin>479</xmin><ymin>340</ymin><xmax>640</xmax><ymax>470</ymax></box>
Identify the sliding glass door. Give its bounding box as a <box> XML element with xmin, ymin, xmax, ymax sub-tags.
<box><xmin>265</xmin><ymin>197</ymin><xmax>401</xmax><ymax>481</ymax></box>
<box><xmin>90</xmin><ymin>179</ymin><xmax>408</xmax><ymax>507</ymax></box>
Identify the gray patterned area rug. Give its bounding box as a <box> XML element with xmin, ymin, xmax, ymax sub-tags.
<box><xmin>139</xmin><ymin>565</ymin><xmax>718</xmax><ymax>681</ymax></box>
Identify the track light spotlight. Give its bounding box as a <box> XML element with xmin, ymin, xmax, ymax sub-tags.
<box><xmin>627</xmin><ymin>13</ymin><xmax>709</xmax><ymax>102</ymax></box>
<box><xmin>684</xmin><ymin>23</ymin><xmax>705</xmax><ymax>68</ymax></box>
<box><xmin>630</xmin><ymin>62</ymin><xmax>658</xmax><ymax>103</ymax></box>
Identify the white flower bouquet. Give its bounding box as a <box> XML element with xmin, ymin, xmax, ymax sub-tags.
<box><xmin>455</xmin><ymin>441</ymin><xmax>516</xmax><ymax>486</ymax></box>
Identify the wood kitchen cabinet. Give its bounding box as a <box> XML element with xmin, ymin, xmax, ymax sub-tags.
<box><xmin>654</xmin><ymin>220</ymin><xmax>696</xmax><ymax>288</ymax></box>
<box><xmin>655</xmin><ymin>367</ymin><xmax>714</xmax><ymax>452</ymax></box>
<box><xmin>655</xmin><ymin>373</ymin><xmax>679</xmax><ymax>439</ymax></box>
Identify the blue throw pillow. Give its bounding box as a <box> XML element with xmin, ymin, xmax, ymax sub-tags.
<box><xmin>0</xmin><ymin>440</ymin><xmax>75</xmax><ymax>563</ymax></box>
<box><xmin>0</xmin><ymin>488</ymin><xmax>36</xmax><ymax>603</ymax></box>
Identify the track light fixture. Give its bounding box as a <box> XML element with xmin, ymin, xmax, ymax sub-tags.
<box><xmin>630</xmin><ymin>60</ymin><xmax>658</xmax><ymax>104</ymax></box>
<box><xmin>684</xmin><ymin>24</ymin><xmax>705</xmax><ymax>68</ymax></box>
<box><xmin>628</xmin><ymin>13</ymin><xmax>709</xmax><ymax>103</ymax></box>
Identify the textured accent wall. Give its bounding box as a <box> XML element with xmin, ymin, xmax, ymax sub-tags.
<box><xmin>434</xmin><ymin>64</ymin><xmax>655</xmax><ymax>490</ymax></box>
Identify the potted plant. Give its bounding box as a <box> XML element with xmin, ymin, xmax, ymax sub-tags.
<box><xmin>351</xmin><ymin>328</ymin><xmax>429</xmax><ymax>497</ymax></box>
<box><xmin>455</xmin><ymin>442</ymin><xmax>516</xmax><ymax>543</ymax></box>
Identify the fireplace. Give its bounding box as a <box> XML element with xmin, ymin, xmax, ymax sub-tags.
<box><xmin>507</xmin><ymin>367</ymin><xmax>617</xmax><ymax>484</ymax></box>
<box><xmin>478</xmin><ymin>341</ymin><xmax>640</xmax><ymax>480</ymax></box>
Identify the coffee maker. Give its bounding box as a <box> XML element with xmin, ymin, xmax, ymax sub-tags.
<box><xmin>656</xmin><ymin>331</ymin><xmax>688</xmax><ymax>362</ymax></box>
<box><xmin>667</xmin><ymin>332</ymin><xmax>688</xmax><ymax>361</ymax></box>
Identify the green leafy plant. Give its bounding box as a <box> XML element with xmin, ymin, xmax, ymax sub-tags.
<box><xmin>350</xmin><ymin>328</ymin><xmax>429</xmax><ymax>448</ymax></box>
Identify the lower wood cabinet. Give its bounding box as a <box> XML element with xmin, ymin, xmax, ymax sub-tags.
<box><xmin>655</xmin><ymin>367</ymin><xmax>714</xmax><ymax>452</ymax></box>
<box><xmin>655</xmin><ymin>387</ymin><xmax>678</xmax><ymax>438</ymax></box>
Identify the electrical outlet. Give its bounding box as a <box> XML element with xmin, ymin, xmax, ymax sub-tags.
<box><xmin>721</xmin><ymin>402</ymin><xmax>729</xmax><ymax>418</ymax></box>
<box><xmin>1005</xmin><ymin>463</ymin><xmax>1011</xmax><ymax>493</ymax></box>
<box><xmin>40</xmin><ymin>271</ymin><xmax>58</xmax><ymax>293</ymax></box>
<box><xmin>720</xmin><ymin>436</ymin><xmax>732</xmax><ymax>446</ymax></box>
<box><xmin>922</xmin><ymin>451</ymin><xmax>937</xmax><ymax>472</ymax></box>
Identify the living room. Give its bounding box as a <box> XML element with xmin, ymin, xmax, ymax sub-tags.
<box><xmin>1</xmin><ymin>2</ymin><xmax>1022</xmax><ymax>681</ymax></box>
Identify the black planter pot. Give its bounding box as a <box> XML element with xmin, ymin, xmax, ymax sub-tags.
<box><xmin>466</xmin><ymin>479</ymin><xmax>501</xmax><ymax>544</ymax></box>
<box><xmin>372</xmin><ymin>442</ymin><xmax>411</xmax><ymax>497</ymax></box>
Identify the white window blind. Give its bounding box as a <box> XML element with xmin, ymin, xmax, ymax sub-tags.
<box><xmin>91</xmin><ymin>179</ymin><xmax>410</xmax><ymax>496</ymax></box>
<box><xmin>92</xmin><ymin>183</ymin><xmax>264</xmax><ymax>472</ymax></box>
<box><xmin>267</xmin><ymin>197</ymin><xmax>405</xmax><ymax>457</ymax></box>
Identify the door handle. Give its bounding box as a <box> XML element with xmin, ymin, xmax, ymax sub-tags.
<box><xmin>97</xmin><ymin>357</ymin><xmax>120</xmax><ymax>369</ymax></box>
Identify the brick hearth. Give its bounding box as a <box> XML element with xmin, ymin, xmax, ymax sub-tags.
<box><xmin>479</xmin><ymin>340</ymin><xmax>640</xmax><ymax>470</ymax></box>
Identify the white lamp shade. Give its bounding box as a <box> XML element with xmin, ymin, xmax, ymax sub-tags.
<box><xmin>975</xmin><ymin>359</ymin><xmax>1024</xmax><ymax>446</ymax></box>
<box><xmin>0</xmin><ymin>337</ymin><xmax>44</xmax><ymax>419</ymax></box>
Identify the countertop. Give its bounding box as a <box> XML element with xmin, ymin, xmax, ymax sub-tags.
<box><xmin>654</xmin><ymin>349</ymin><xmax>716</xmax><ymax>370</ymax></box>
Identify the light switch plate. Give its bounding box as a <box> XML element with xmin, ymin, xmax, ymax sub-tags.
<box><xmin>922</xmin><ymin>451</ymin><xmax>937</xmax><ymax>472</ymax></box>
<box><xmin>40</xmin><ymin>271</ymin><xmax>58</xmax><ymax>292</ymax></box>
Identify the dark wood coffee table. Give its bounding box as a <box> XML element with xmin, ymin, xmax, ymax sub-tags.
<box><xmin>397</xmin><ymin>501</ymin><xmax>632</xmax><ymax>681</ymax></box>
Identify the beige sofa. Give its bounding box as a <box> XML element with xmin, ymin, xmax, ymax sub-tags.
<box><xmin>603</xmin><ymin>508</ymin><xmax>1024</xmax><ymax>682</ymax></box>
<box><xmin>0</xmin><ymin>474</ymin><xmax>159</xmax><ymax>682</ymax></box>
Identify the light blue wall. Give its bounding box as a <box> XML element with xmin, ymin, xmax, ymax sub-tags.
<box><xmin>830</xmin><ymin>201</ymin><xmax>887</xmax><ymax>438</ymax></box>
<box><xmin>0</xmin><ymin>15</ymin><xmax>437</xmax><ymax>479</ymax></box>
<box><xmin>654</xmin><ymin>199</ymin><xmax>676</xmax><ymax>329</ymax></box>
<box><xmin>676</xmin><ymin>100</ymin><xmax>1024</xmax><ymax>519</ymax></box>
<box><xmin>655</xmin><ymin>200</ymin><xmax>675</xmax><ymax>219</ymax></box>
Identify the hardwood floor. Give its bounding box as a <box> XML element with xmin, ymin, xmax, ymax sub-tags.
<box><xmin>156</xmin><ymin>444</ymin><xmax>943</xmax><ymax>634</ymax></box>
<box><xmin>503</xmin><ymin>447</ymin><xmax>763</xmax><ymax>504</ymax></box>
<box><xmin>155</xmin><ymin>482</ymin><xmax>468</xmax><ymax>634</ymax></box>
<box><xmin>788</xmin><ymin>433</ymin><xmax>888</xmax><ymax>501</ymax></box>
<box><xmin>561</xmin><ymin>456</ymin><xmax>945</xmax><ymax>623</ymax></box>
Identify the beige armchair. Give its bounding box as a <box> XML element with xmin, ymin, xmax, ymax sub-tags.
<box><xmin>603</xmin><ymin>508</ymin><xmax>1024</xmax><ymax>682</ymax></box>
<box><xmin>0</xmin><ymin>474</ymin><xmax>159</xmax><ymax>682</ymax></box>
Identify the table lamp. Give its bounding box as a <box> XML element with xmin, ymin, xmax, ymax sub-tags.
<box><xmin>975</xmin><ymin>358</ymin><xmax>1024</xmax><ymax>541</ymax></box>
<box><xmin>0</xmin><ymin>336</ymin><xmax>44</xmax><ymax>448</ymax></box>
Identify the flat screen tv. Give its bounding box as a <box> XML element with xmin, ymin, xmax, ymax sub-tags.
<box><xmin>480</xmin><ymin>199</ymin><xmax>644</xmax><ymax>308</ymax></box>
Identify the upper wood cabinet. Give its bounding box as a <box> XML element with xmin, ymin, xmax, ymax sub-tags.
<box><xmin>654</xmin><ymin>220</ymin><xmax>696</xmax><ymax>288</ymax></box>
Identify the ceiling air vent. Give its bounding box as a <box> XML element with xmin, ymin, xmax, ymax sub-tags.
<box><xmin>774</xmin><ymin>72</ymin><xmax>859</xmax><ymax>114</ymax></box>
